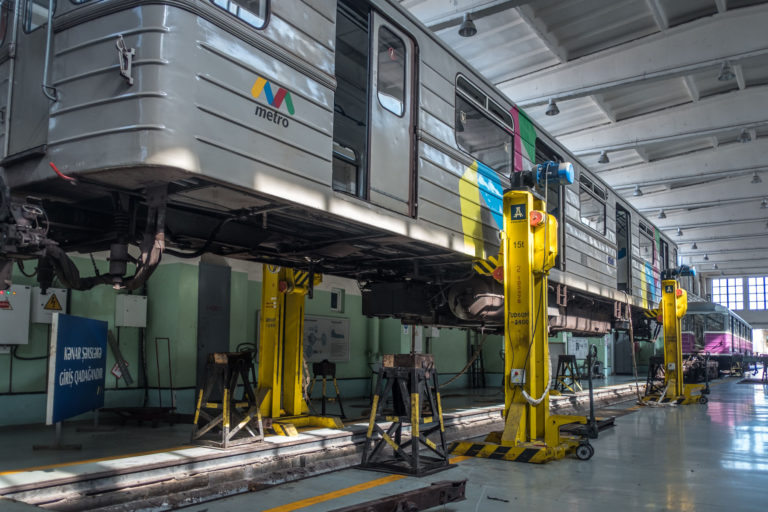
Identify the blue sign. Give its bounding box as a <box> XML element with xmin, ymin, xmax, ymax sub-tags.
<box><xmin>46</xmin><ymin>314</ymin><xmax>108</xmax><ymax>425</ymax></box>
<box><xmin>509</xmin><ymin>203</ymin><xmax>526</xmax><ymax>221</ymax></box>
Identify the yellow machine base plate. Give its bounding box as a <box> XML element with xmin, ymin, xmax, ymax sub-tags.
<box><xmin>272</xmin><ymin>415</ymin><xmax>344</xmax><ymax>436</ymax></box>
<box><xmin>449</xmin><ymin>436</ymin><xmax>582</xmax><ymax>464</ymax></box>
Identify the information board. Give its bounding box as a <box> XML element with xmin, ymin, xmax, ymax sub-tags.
<box><xmin>46</xmin><ymin>314</ymin><xmax>108</xmax><ymax>425</ymax></box>
<box><xmin>570</xmin><ymin>337</ymin><xmax>590</xmax><ymax>360</ymax></box>
<box><xmin>304</xmin><ymin>315</ymin><xmax>350</xmax><ymax>362</ymax></box>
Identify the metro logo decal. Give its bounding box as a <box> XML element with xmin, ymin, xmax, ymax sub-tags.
<box><xmin>251</xmin><ymin>77</ymin><xmax>295</xmax><ymax>115</ymax></box>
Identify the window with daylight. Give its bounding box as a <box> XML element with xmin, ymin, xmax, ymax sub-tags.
<box><xmin>748</xmin><ymin>277</ymin><xmax>768</xmax><ymax>310</ymax></box>
<box><xmin>377</xmin><ymin>26</ymin><xmax>406</xmax><ymax>116</ymax></box>
<box><xmin>455</xmin><ymin>76</ymin><xmax>513</xmax><ymax>176</ymax></box>
<box><xmin>211</xmin><ymin>0</ymin><xmax>268</xmax><ymax>29</ymax></box>
<box><xmin>712</xmin><ymin>278</ymin><xmax>743</xmax><ymax>310</ymax></box>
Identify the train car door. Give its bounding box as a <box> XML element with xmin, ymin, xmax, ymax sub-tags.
<box><xmin>6</xmin><ymin>0</ymin><xmax>52</xmax><ymax>159</ymax></box>
<box><xmin>368</xmin><ymin>14</ymin><xmax>415</xmax><ymax>216</ymax></box>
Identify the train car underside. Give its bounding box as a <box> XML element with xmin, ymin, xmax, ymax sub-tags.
<box><xmin>1</xmin><ymin>163</ymin><xmax>645</xmax><ymax>335</ymax></box>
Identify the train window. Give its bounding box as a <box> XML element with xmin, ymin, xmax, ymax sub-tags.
<box><xmin>705</xmin><ymin>314</ymin><xmax>724</xmax><ymax>331</ymax></box>
<box><xmin>210</xmin><ymin>0</ymin><xmax>268</xmax><ymax>29</ymax></box>
<box><xmin>488</xmin><ymin>99</ymin><xmax>514</xmax><ymax>129</ymax></box>
<box><xmin>457</xmin><ymin>76</ymin><xmax>485</xmax><ymax>107</ymax></box>
<box><xmin>377</xmin><ymin>27</ymin><xmax>405</xmax><ymax>116</ymax></box>
<box><xmin>660</xmin><ymin>240</ymin><xmax>669</xmax><ymax>270</ymax></box>
<box><xmin>712</xmin><ymin>277</ymin><xmax>744</xmax><ymax>310</ymax></box>
<box><xmin>24</xmin><ymin>0</ymin><xmax>55</xmax><ymax>33</ymax></box>
<box><xmin>0</xmin><ymin>0</ymin><xmax>8</xmax><ymax>45</ymax></box>
<box><xmin>578</xmin><ymin>175</ymin><xmax>605</xmax><ymax>234</ymax></box>
<box><xmin>455</xmin><ymin>93</ymin><xmax>512</xmax><ymax>176</ymax></box>
<box><xmin>748</xmin><ymin>276</ymin><xmax>768</xmax><ymax>310</ymax></box>
<box><xmin>638</xmin><ymin>222</ymin><xmax>654</xmax><ymax>265</ymax></box>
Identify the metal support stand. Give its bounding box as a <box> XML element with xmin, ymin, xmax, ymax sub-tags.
<box><xmin>450</xmin><ymin>168</ymin><xmax>594</xmax><ymax>463</ymax></box>
<box><xmin>361</xmin><ymin>353</ymin><xmax>449</xmax><ymax>476</ymax></box>
<box><xmin>257</xmin><ymin>265</ymin><xmax>343</xmax><ymax>435</ymax></box>
<box><xmin>554</xmin><ymin>354</ymin><xmax>582</xmax><ymax>393</ymax></box>
<box><xmin>309</xmin><ymin>359</ymin><xmax>346</xmax><ymax>419</ymax></box>
<box><xmin>642</xmin><ymin>269</ymin><xmax>707</xmax><ymax>405</ymax></box>
<box><xmin>192</xmin><ymin>352</ymin><xmax>265</xmax><ymax>448</ymax></box>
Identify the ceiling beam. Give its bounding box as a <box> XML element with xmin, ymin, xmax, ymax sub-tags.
<box><xmin>409</xmin><ymin>0</ymin><xmax>530</xmax><ymax>31</ymax></box>
<box><xmin>597</xmin><ymin>139</ymin><xmax>768</xmax><ymax>188</ymax></box>
<box><xmin>560</xmin><ymin>86</ymin><xmax>768</xmax><ymax>154</ymax></box>
<box><xmin>496</xmin><ymin>6</ymin><xmax>768</xmax><ymax>106</ymax></box>
<box><xmin>645</xmin><ymin>0</ymin><xmax>669</xmax><ymax>31</ymax></box>
<box><xmin>513</xmin><ymin>4</ymin><xmax>567</xmax><ymax>63</ymax></box>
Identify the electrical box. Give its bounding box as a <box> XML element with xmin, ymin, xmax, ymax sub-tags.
<box><xmin>31</xmin><ymin>287</ymin><xmax>68</xmax><ymax>324</ymax></box>
<box><xmin>510</xmin><ymin>368</ymin><xmax>526</xmax><ymax>385</ymax></box>
<box><xmin>0</xmin><ymin>285</ymin><xmax>32</xmax><ymax>344</ymax></box>
<box><xmin>115</xmin><ymin>295</ymin><xmax>148</xmax><ymax>327</ymax></box>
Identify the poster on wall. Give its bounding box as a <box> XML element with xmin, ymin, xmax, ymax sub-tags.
<box><xmin>570</xmin><ymin>337</ymin><xmax>589</xmax><ymax>360</ymax></box>
<box><xmin>45</xmin><ymin>313</ymin><xmax>108</xmax><ymax>425</ymax></box>
<box><xmin>304</xmin><ymin>315</ymin><xmax>350</xmax><ymax>362</ymax></box>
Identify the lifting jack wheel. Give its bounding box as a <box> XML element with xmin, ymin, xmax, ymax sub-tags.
<box><xmin>576</xmin><ymin>442</ymin><xmax>594</xmax><ymax>461</ymax></box>
<box><xmin>698</xmin><ymin>395</ymin><xmax>708</xmax><ymax>404</ymax></box>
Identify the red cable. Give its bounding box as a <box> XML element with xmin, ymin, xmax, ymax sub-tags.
<box><xmin>49</xmin><ymin>162</ymin><xmax>76</xmax><ymax>183</ymax></box>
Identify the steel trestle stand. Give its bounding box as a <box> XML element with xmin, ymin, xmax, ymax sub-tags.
<box><xmin>192</xmin><ymin>352</ymin><xmax>265</xmax><ymax>448</ymax></box>
<box><xmin>361</xmin><ymin>354</ymin><xmax>449</xmax><ymax>476</ymax></box>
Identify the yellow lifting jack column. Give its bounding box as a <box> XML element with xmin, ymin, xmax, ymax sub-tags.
<box><xmin>451</xmin><ymin>163</ymin><xmax>596</xmax><ymax>462</ymax></box>
<box><xmin>257</xmin><ymin>264</ymin><xmax>344</xmax><ymax>435</ymax></box>
<box><xmin>643</xmin><ymin>266</ymin><xmax>708</xmax><ymax>405</ymax></box>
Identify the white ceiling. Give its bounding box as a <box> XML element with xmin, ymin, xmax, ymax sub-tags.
<box><xmin>400</xmin><ymin>0</ymin><xmax>768</xmax><ymax>279</ymax></box>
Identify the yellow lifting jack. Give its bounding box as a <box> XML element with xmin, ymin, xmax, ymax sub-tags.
<box><xmin>642</xmin><ymin>266</ymin><xmax>708</xmax><ymax>405</ymax></box>
<box><xmin>257</xmin><ymin>264</ymin><xmax>344</xmax><ymax>435</ymax></box>
<box><xmin>451</xmin><ymin>163</ymin><xmax>597</xmax><ymax>462</ymax></box>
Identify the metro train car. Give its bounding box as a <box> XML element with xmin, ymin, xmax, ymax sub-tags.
<box><xmin>682</xmin><ymin>302</ymin><xmax>753</xmax><ymax>372</ymax></box>
<box><xmin>0</xmin><ymin>0</ymin><xmax>677</xmax><ymax>334</ymax></box>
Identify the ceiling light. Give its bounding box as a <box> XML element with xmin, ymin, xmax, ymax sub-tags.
<box><xmin>739</xmin><ymin>129</ymin><xmax>752</xmax><ymax>143</ymax></box>
<box><xmin>676</xmin><ymin>227</ymin><xmax>683</xmax><ymax>237</ymax></box>
<box><xmin>704</xmin><ymin>254</ymin><xmax>709</xmax><ymax>261</ymax></box>
<box><xmin>761</xmin><ymin>198</ymin><xmax>768</xmax><ymax>209</ymax></box>
<box><xmin>458</xmin><ymin>12</ymin><xmax>477</xmax><ymax>37</ymax></box>
<box><xmin>633</xmin><ymin>185</ymin><xmax>643</xmax><ymax>197</ymax></box>
<box><xmin>718</xmin><ymin>61</ymin><xmax>735</xmax><ymax>82</ymax></box>
<box><xmin>598</xmin><ymin>151</ymin><xmax>609</xmax><ymax>164</ymax></box>
<box><xmin>658</xmin><ymin>209</ymin><xmax>666</xmax><ymax>219</ymax></box>
<box><xmin>545</xmin><ymin>99</ymin><xmax>560</xmax><ymax>116</ymax></box>
<box><xmin>713</xmin><ymin>263</ymin><xmax>719</xmax><ymax>269</ymax></box>
<box><xmin>692</xmin><ymin>242</ymin><xmax>698</xmax><ymax>250</ymax></box>
<box><xmin>752</xmin><ymin>172</ymin><xmax>762</xmax><ymax>184</ymax></box>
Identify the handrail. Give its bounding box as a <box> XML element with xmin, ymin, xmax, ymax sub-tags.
<box><xmin>41</xmin><ymin>0</ymin><xmax>58</xmax><ymax>101</ymax></box>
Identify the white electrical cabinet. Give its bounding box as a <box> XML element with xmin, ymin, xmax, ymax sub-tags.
<box><xmin>115</xmin><ymin>295</ymin><xmax>148</xmax><ymax>327</ymax></box>
<box><xmin>0</xmin><ymin>285</ymin><xmax>32</xmax><ymax>344</ymax></box>
<box><xmin>31</xmin><ymin>287</ymin><xmax>68</xmax><ymax>324</ymax></box>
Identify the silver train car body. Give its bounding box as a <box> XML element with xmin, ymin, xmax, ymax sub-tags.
<box><xmin>0</xmin><ymin>0</ymin><xmax>676</xmax><ymax>334</ymax></box>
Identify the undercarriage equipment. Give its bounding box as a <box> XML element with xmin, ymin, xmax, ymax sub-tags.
<box><xmin>361</xmin><ymin>353</ymin><xmax>449</xmax><ymax>476</ymax></box>
<box><xmin>643</xmin><ymin>266</ymin><xmax>707</xmax><ymax>405</ymax></box>
<box><xmin>451</xmin><ymin>164</ymin><xmax>595</xmax><ymax>463</ymax></box>
<box><xmin>257</xmin><ymin>264</ymin><xmax>343</xmax><ymax>434</ymax></box>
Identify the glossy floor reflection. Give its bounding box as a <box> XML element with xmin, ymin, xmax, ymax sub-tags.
<box><xmin>200</xmin><ymin>378</ymin><xmax>768</xmax><ymax>512</ymax></box>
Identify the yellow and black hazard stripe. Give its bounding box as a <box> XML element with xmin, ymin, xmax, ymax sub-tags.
<box><xmin>449</xmin><ymin>441</ymin><xmax>546</xmax><ymax>463</ymax></box>
<box><xmin>473</xmin><ymin>254</ymin><xmax>502</xmax><ymax>276</ymax></box>
<box><xmin>294</xmin><ymin>270</ymin><xmax>310</xmax><ymax>288</ymax></box>
<box><xmin>643</xmin><ymin>308</ymin><xmax>660</xmax><ymax>319</ymax></box>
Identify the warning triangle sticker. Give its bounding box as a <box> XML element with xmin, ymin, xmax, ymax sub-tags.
<box><xmin>44</xmin><ymin>294</ymin><xmax>62</xmax><ymax>311</ymax></box>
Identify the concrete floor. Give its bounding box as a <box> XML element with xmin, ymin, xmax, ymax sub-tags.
<box><xmin>0</xmin><ymin>376</ymin><xmax>638</xmax><ymax>475</ymax></box>
<box><xmin>193</xmin><ymin>377</ymin><xmax>767</xmax><ymax>512</ymax></box>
